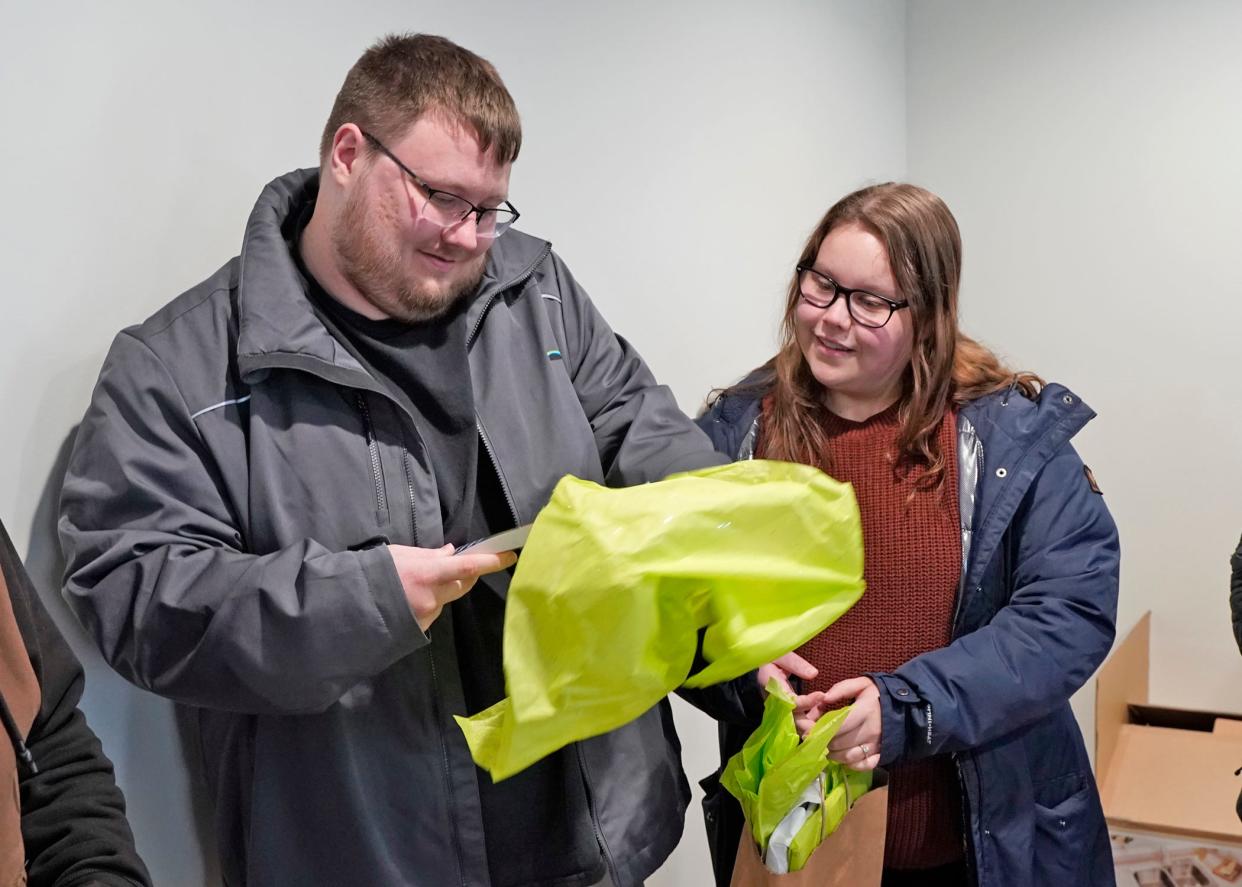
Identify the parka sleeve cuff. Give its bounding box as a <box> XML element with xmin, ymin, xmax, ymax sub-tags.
<box><xmin>870</xmin><ymin>672</ymin><xmax>917</xmax><ymax>765</ymax></box>
<box><xmin>357</xmin><ymin>546</ymin><xmax>428</xmax><ymax>649</ymax></box>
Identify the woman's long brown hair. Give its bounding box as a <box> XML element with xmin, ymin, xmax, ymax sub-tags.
<box><xmin>725</xmin><ymin>183</ymin><xmax>1042</xmax><ymax>491</ymax></box>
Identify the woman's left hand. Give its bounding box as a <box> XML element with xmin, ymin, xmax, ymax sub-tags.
<box><xmin>822</xmin><ymin>676</ymin><xmax>883</xmax><ymax>771</ymax></box>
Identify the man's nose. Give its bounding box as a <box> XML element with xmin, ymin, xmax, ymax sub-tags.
<box><xmin>441</xmin><ymin>216</ymin><xmax>480</xmax><ymax>252</ymax></box>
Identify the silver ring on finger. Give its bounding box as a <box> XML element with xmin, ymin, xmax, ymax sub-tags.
<box><xmin>859</xmin><ymin>743</ymin><xmax>870</xmax><ymax>757</ymax></box>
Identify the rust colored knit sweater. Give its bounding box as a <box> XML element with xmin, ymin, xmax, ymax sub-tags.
<box><xmin>761</xmin><ymin>398</ymin><xmax>964</xmax><ymax>870</ymax></box>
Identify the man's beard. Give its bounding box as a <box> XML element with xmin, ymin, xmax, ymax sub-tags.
<box><xmin>332</xmin><ymin>185</ymin><xmax>486</xmax><ymax>323</ymax></box>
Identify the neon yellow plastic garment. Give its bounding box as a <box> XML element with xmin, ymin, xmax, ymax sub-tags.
<box><xmin>787</xmin><ymin>765</ymin><xmax>872</xmax><ymax>872</ymax></box>
<box><xmin>455</xmin><ymin>459</ymin><xmax>864</xmax><ymax>780</ymax></box>
<box><xmin>722</xmin><ymin>679</ymin><xmax>873</xmax><ymax>872</ymax></box>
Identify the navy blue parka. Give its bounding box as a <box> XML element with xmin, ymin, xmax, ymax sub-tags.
<box><xmin>697</xmin><ymin>380</ymin><xmax>1120</xmax><ymax>887</ymax></box>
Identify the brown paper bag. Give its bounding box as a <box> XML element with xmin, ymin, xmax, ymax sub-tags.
<box><xmin>729</xmin><ymin>771</ymin><xmax>889</xmax><ymax>887</ymax></box>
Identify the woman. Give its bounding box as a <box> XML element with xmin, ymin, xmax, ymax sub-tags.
<box><xmin>698</xmin><ymin>183</ymin><xmax>1119</xmax><ymax>886</ymax></box>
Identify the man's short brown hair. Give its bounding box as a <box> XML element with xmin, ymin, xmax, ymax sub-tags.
<box><xmin>320</xmin><ymin>33</ymin><xmax>521</xmax><ymax>164</ymax></box>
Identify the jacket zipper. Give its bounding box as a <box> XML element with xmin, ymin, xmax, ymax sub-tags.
<box><xmin>954</xmin><ymin>754</ymin><xmax>981</xmax><ymax>886</ymax></box>
<box><xmin>355</xmin><ymin>393</ymin><xmax>387</xmax><ymax>515</ymax></box>
<box><xmin>0</xmin><ymin>696</ymin><xmax>37</xmax><ymax>776</ymax></box>
<box><xmin>575</xmin><ymin>744</ymin><xmax>620</xmax><ymax>884</ymax></box>
<box><xmin>950</xmin><ymin>431</ymin><xmax>985</xmax><ymax>638</ymax></box>
<box><xmin>428</xmin><ymin>651</ymin><xmax>469</xmax><ymax>887</ymax></box>
<box><xmin>466</xmin><ymin>245</ymin><xmax>551</xmax><ymax>349</ymax></box>
<box><xmin>952</xmin><ymin>419</ymin><xmax>984</xmax><ymax>883</ymax></box>
<box><xmin>737</xmin><ymin>415</ymin><xmax>760</xmax><ymax>461</ymax></box>
<box><xmin>476</xmin><ymin>420</ymin><xmax>520</xmax><ymax>527</ymax></box>
<box><xmin>468</xmin><ymin>246</ymin><xmax>549</xmax><ymax>527</ymax></box>
<box><xmin>401</xmin><ymin>447</ymin><xmax>419</xmax><ymax>546</ymax></box>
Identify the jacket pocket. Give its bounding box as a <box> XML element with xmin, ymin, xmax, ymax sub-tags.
<box><xmin>1031</xmin><ymin>774</ymin><xmax>1094</xmax><ymax>883</ymax></box>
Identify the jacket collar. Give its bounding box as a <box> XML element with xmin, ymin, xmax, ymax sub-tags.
<box><xmin>960</xmin><ymin>383</ymin><xmax>1095</xmax><ymax>518</ymax></box>
<box><xmin>234</xmin><ymin>168</ymin><xmax>551</xmax><ymax>383</ymax></box>
<box><xmin>957</xmin><ymin>382</ymin><xmax>1096</xmax><ymax>591</ymax></box>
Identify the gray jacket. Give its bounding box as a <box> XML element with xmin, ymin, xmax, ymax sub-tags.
<box><xmin>60</xmin><ymin>169</ymin><xmax>725</xmax><ymax>887</ymax></box>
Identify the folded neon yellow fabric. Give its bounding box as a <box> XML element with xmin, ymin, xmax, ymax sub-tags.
<box><xmin>455</xmin><ymin>460</ymin><xmax>864</xmax><ymax>780</ymax></box>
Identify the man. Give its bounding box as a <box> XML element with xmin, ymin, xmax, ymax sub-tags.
<box><xmin>60</xmin><ymin>33</ymin><xmax>726</xmax><ymax>887</ymax></box>
<box><xmin>0</xmin><ymin>516</ymin><xmax>151</xmax><ymax>886</ymax></box>
<box><xmin>1232</xmin><ymin>533</ymin><xmax>1242</xmax><ymax>656</ymax></box>
<box><xmin>1234</xmin><ymin>534</ymin><xmax>1242</xmax><ymax>822</ymax></box>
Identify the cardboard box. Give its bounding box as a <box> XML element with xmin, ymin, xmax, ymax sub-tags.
<box><xmin>1110</xmin><ymin>829</ymin><xmax>1242</xmax><ymax>886</ymax></box>
<box><xmin>1098</xmin><ymin>612</ymin><xmax>1242</xmax><ymax>883</ymax></box>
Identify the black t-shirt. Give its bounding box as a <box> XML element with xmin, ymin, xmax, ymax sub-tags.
<box><xmin>293</xmin><ymin>223</ymin><xmax>604</xmax><ymax>887</ymax></box>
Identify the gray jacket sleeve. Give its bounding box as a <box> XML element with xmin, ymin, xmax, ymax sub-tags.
<box><xmin>545</xmin><ymin>252</ymin><xmax>727</xmax><ymax>485</ymax></box>
<box><xmin>59</xmin><ymin>331</ymin><xmax>423</xmax><ymax>715</ymax></box>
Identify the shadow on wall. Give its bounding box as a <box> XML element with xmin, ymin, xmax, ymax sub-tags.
<box><xmin>25</xmin><ymin>428</ymin><xmax>222</xmax><ymax>887</ymax></box>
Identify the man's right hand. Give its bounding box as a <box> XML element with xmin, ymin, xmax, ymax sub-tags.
<box><xmin>388</xmin><ymin>545</ymin><xmax>518</xmax><ymax>632</ymax></box>
<box><xmin>758</xmin><ymin>651</ymin><xmax>826</xmax><ymax>737</ymax></box>
<box><xmin>758</xmin><ymin>651</ymin><xmax>818</xmax><ymax>698</ymax></box>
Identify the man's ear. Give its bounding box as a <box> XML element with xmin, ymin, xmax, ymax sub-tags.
<box><xmin>326</xmin><ymin>124</ymin><xmax>365</xmax><ymax>186</ymax></box>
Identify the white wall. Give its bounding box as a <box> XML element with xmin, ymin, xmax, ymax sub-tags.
<box><xmin>906</xmin><ymin>0</ymin><xmax>1242</xmax><ymax>737</ymax></box>
<box><xmin>0</xmin><ymin>3</ymin><xmax>906</xmax><ymax>885</ymax></box>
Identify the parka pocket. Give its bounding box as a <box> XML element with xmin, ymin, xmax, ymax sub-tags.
<box><xmin>1031</xmin><ymin>774</ymin><xmax>1094</xmax><ymax>882</ymax></box>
